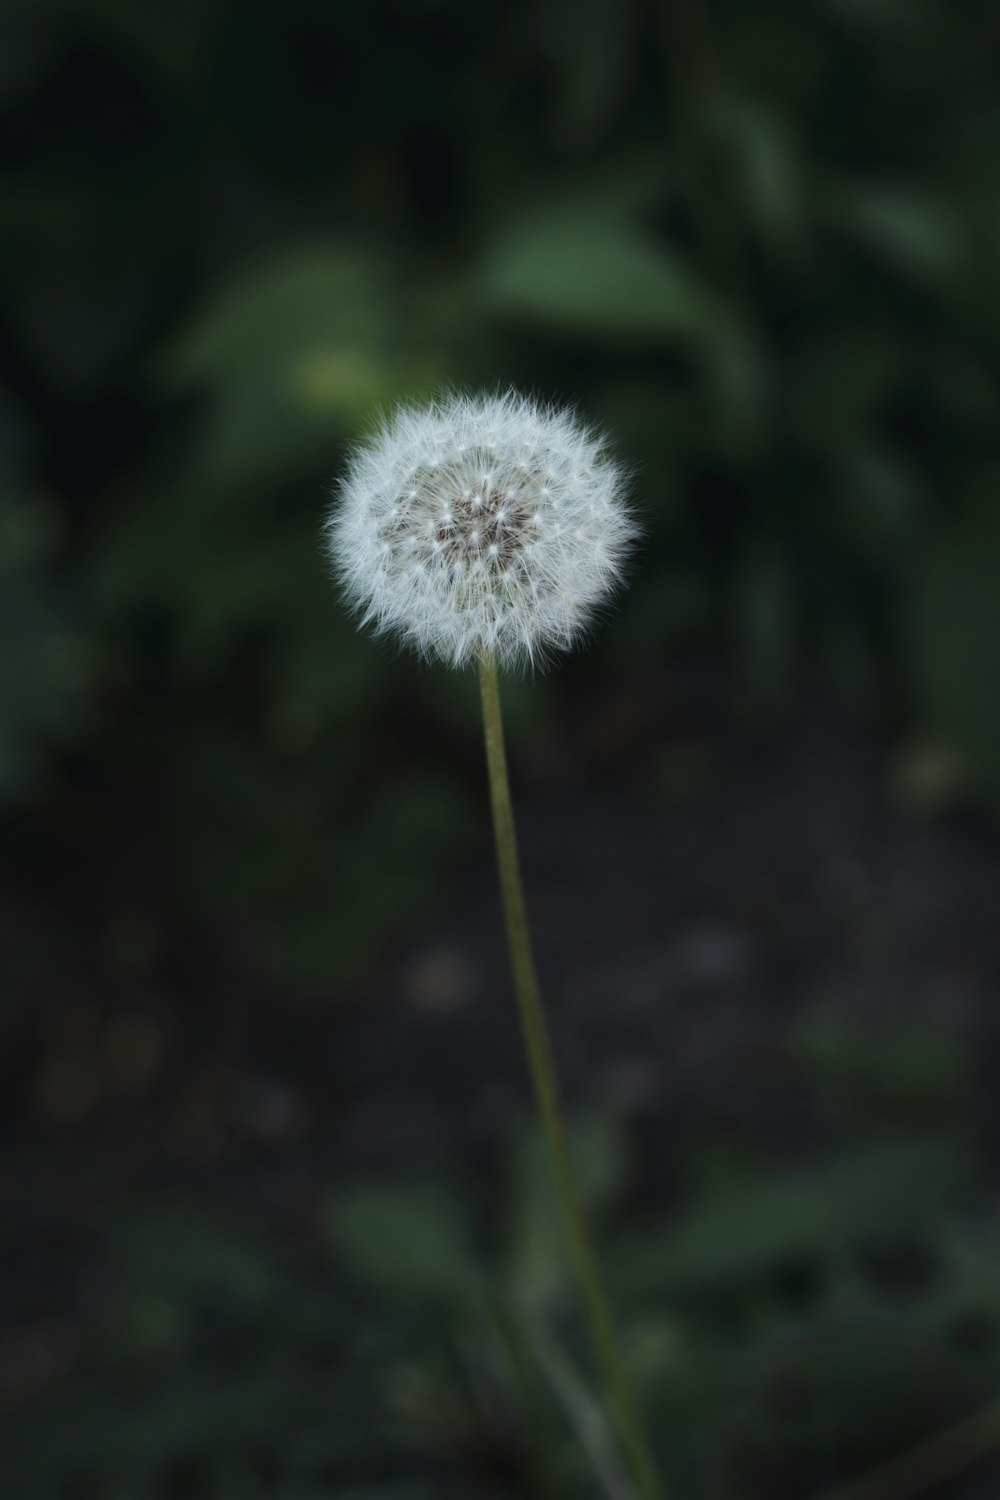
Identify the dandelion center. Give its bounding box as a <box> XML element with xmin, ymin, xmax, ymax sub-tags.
<box><xmin>435</xmin><ymin>484</ymin><xmax>535</xmax><ymax>573</ymax></box>
<box><xmin>385</xmin><ymin>449</ymin><xmax>541</xmax><ymax>579</ymax></box>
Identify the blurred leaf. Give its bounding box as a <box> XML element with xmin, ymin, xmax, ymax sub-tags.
<box><xmin>613</xmin><ymin>1135</ymin><xmax>974</xmax><ymax>1298</ymax></box>
<box><xmin>161</xmin><ymin>245</ymin><xmax>395</xmax><ymax>387</ymax></box>
<box><xmin>110</xmin><ymin>1208</ymin><xmax>288</xmax><ymax>1357</ymax></box>
<box><xmin>506</xmin><ymin>1114</ymin><xmax>629</xmax><ymax>1301</ymax></box>
<box><xmin>328</xmin><ymin>1177</ymin><xmax>482</xmax><ymax>1304</ymax></box>
<box><xmin>793</xmin><ymin>1014</ymin><xmax>969</xmax><ymax>1115</ymax></box>
<box><xmin>712</xmin><ymin>94</ymin><xmax>805</xmax><ymax>252</ymax></box>
<box><xmin>836</xmin><ymin>441</ymin><xmax>923</xmax><ymax>551</ymax></box>
<box><xmin>0</xmin><ymin>403</ymin><xmax>91</xmax><ymax>799</ymax></box>
<box><xmin>922</xmin><ymin>1226</ymin><xmax>1000</xmax><ymax>1360</ymax></box>
<box><xmin>825</xmin><ymin>183</ymin><xmax>963</xmax><ymax>282</ymax></box>
<box><xmin>909</xmin><ymin>524</ymin><xmax>1000</xmax><ymax>797</ymax></box>
<box><xmin>176</xmin><ymin>372</ymin><xmax>338</xmax><ymax>495</ymax></box>
<box><xmin>700</xmin><ymin>323</ymin><xmax>775</xmax><ymax>452</ymax></box>
<box><xmin>717</xmin><ymin>1306</ymin><xmax>975</xmax><ymax>1498</ymax></box>
<box><xmin>157</xmin><ymin>243</ymin><xmax>444</xmax><ymax>497</ymax></box>
<box><xmin>478</xmin><ymin>209</ymin><xmax>730</xmax><ymax>344</ymax></box>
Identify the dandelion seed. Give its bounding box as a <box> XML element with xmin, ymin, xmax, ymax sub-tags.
<box><xmin>324</xmin><ymin>390</ymin><xmax>635</xmax><ymax>670</ymax></box>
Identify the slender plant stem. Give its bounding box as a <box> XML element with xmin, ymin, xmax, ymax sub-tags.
<box><xmin>478</xmin><ymin>650</ymin><xmax>664</xmax><ymax>1500</ymax></box>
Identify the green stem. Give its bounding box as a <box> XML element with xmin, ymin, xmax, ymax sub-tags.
<box><xmin>478</xmin><ymin>650</ymin><xmax>664</xmax><ymax>1500</ymax></box>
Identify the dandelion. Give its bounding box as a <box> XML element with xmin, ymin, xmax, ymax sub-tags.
<box><xmin>325</xmin><ymin>390</ymin><xmax>662</xmax><ymax>1499</ymax></box>
<box><xmin>325</xmin><ymin>389</ymin><xmax>636</xmax><ymax>670</ymax></box>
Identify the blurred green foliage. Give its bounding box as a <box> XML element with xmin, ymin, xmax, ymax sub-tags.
<box><xmin>5</xmin><ymin>1087</ymin><xmax>1000</xmax><ymax>1497</ymax></box>
<box><xmin>0</xmin><ymin>396</ymin><xmax>91</xmax><ymax>796</ymax></box>
<box><xmin>2</xmin><ymin>0</ymin><xmax>1000</xmax><ymax>977</ymax></box>
<box><xmin>3</xmin><ymin>4</ymin><xmax>1000</xmax><ymax>1493</ymax></box>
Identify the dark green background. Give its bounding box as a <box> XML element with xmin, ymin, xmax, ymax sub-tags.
<box><xmin>3</xmin><ymin>2</ymin><xmax>1000</xmax><ymax>1496</ymax></box>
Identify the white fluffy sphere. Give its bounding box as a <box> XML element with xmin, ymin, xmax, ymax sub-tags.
<box><xmin>325</xmin><ymin>390</ymin><xmax>635</xmax><ymax>670</ymax></box>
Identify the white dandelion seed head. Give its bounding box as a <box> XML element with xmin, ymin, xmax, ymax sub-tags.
<box><xmin>324</xmin><ymin>390</ymin><xmax>636</xmax><ymax>670</ymax></box>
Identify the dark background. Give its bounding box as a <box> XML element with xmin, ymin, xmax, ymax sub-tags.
<box><xmin>3</xmin><ymin>1</ymin><xmax>1000</xmax><ymax>1496</ymax></box>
